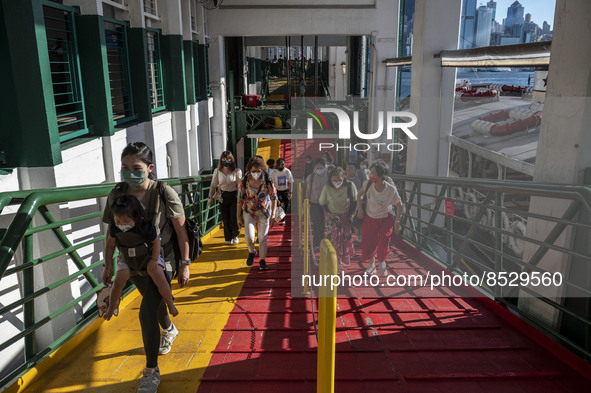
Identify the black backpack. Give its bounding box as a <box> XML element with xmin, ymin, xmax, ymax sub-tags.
<box><xmin>156</xmin><ymin>182</ymin><xmax>204</xmax><ymax>269</ymax></box>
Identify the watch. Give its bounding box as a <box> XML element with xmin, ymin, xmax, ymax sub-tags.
<box><xmin>180</xmin><ymin>259</ymin><xmax>192</xmax><ymax>265</ymax></box>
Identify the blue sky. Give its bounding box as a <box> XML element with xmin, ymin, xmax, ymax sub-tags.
<box><xmin>486</xmin><ymin>0</ymin><xmax>556</xmax><ymax>27</ymax></box>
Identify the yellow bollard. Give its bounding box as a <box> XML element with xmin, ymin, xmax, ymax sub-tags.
<box><xmin>317</xmin><ymin>239</ymin><xmax>337</xmax><ymax>393</ymax></box>
<box><xmin>302</xmin><ymin>198</ymin><xmax>310</xmax><ymax>296</ymax></box>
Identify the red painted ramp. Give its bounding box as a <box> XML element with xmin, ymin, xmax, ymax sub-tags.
<box><xmin>196</xmin><ymin>217</ymin><xmax>591</xmax><ymax>392</ymax></box>
<box><xmin>197</xmin><ymin>143</ymin><xmax>591</xmax><ymax>392</ymax></box>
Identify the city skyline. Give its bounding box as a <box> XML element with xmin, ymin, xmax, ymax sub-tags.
<box><xmin>487</xmin><ymin>0</ymin><xmax>555</xmax><ymax>27</ymax></box>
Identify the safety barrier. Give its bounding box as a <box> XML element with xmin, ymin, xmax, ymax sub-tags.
<box><xmin>391</xmin><ymin>174</ymin><xmax>591</xmax><ymax>360</ymax></box>
<box><xmin>298</xmin><ymin>192</ymin><xmax>336</xmax><ymax>392</ymax></box>
<box><xmin>0</xmin><ymin>175</ymin><xmax>219</xmax><ymax>387</ymax></box>
<box><xmin>317</xmin><ymin>239</ymin><xmax>338</xmax><ymax>393</ymax></box>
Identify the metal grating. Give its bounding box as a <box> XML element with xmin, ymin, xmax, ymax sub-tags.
<box><xmin>43</xmin><ymin>2</ymin><xmax>88</xmax><ymax>142</ymax></box>
<box><xmin>104</xmin><ymin>19</ymin><xmax>135</xmax><ymax>125</ymax></box>
<box><xmin>146</xmin><ymin>28</ymin><xmax>165</xmax><ymax>112</ymax></box>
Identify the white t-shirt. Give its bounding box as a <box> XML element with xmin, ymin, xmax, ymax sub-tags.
<box><xmin>271</xmin><ymin>168</ymin><xmax>294</xmax><ymax>191</ymax></box>
<box><xmin>364</xmin><ymin>180</ymin><xmax>401</xmax><ymax>219</ymax></box>
<box><xmin>211</xmin><ymin>168</ymin><xmax>243</xmax><ymax>192</ymax></box>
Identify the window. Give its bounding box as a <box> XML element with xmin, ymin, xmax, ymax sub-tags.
<box><xmin>193</xmin><ymin>42</ymin><xmax>210</xmax><ymax>100</ymax></box>
<box><xmin>43</xmin><ymin>1</ymin><xmax>89</xmax><ymax>142</ymax></box>
<box><xmin>146</xmin><ymin>28</ymin><xmax>165</xmax><ymax>112</ymax></box>
<box><xmin>143</xmin><ymin>0</ymin><xmax>158</xmax><ymax>16</ymax></box>
<box><xmin>104</xmin><ymin>18</ymin><xmax>135</xmax><ymax>125</ymax></box>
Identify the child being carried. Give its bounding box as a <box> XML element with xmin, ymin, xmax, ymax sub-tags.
<box><xmin>103</xmin><ymin>194</ymin><xmax>178</xmax><ymax>320</ymax></box>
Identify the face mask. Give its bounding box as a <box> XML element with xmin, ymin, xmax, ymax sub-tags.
<box><xmin>116</xmin><ymin>223</ymin><xmax>134</xmax><ymax>232</ymax></box>
<box><xmin>315</xmin><ymin>168</ymin><xmax>327</xmax><ymax>175</ymax></box>
<box><xmin>306</xmin><ymin>160</ymin><xmax>312</xmax><ymax>164</ymax></box>
<box><xmin>222</xmin><ymin>160</ymin><xmax>232</xmax><ymax>167</ymax></box>
<box><xmin>251</xmin><ymin>171</ymin><xmax>262</xmax><ymax>180</ymax></box>
<box><xmin>277</xmin><ymin>166</ymin><xmax>284</xmax><ymax>171</ymax></box>
<box><xmin>369</xmin><ymin>174</ymin><xmax>378</xmax><ymax>183</ymax></box>
<box><xmin>360</xmin><ymin>165</ymin><xmax>367</xmax><ymax>170</ymax></box>
<box><xmin>121</xmin><ymin>170</ymin><xmax>146</xmax><ymax>187</ymax></box>
<box><xmin>332</xmin><ymin>180</ymin><xmax>343</xmax><ymax>189</ymax></box>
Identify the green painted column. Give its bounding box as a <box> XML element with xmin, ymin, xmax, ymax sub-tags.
<box><xmin>1</xmin><ymin>0</ymin><xmax>61</xmax><ymax>167</ymax></box>
<box><xmin>184</xmin><ymin>40</ymin><xmax>196</xmax><ymax>105</ymax></box>
<box><xmin>76</xmin><ymin>14</ymin><xmax>113</xmax><ymax>136</ymax></box>
<box><xmin>128</xmin><ymin>27</ymin><xmax>151</xmax><ymax>122</ymax></box>
<box><xmin>161</xmin><ymin>34</ymin><xmax>187</xmax><ymax>111</ymax></box>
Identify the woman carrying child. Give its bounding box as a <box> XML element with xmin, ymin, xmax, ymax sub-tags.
<box><xmin>101</xmin><ymin>142</ymin><xmax>190</xmax><ymax>393</ymax></box>
<box><xmin>319</xmin><ymin>167</ymin><xmax>357</xmax><ymax>266</ymax></box>
<box><xmin>103</xmin><ymin>194</ymin><xmax>177</xmax><ymax>320</ymax></box>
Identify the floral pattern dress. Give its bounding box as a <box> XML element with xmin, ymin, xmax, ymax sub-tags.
<box><xmin>238</xmin><ymin>173</ymin><xmax>277</xmax><ymax>219</ymax></box>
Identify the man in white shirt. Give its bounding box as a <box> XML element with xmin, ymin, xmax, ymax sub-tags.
<box><xmin>271</xmin><ymin>158</ymin><xmax>293</xmax><ymax>225</ymax></box>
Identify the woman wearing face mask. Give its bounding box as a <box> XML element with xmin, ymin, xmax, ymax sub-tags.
<box><xmin>270</xmin><ymin>158</ymin><xmax>293</xmax><ymax>225</ymax></box>
<box><xmin>319</xmin><ymin>167</ymin><xmax>357</xmax><ymax>265</ymax></box>
<box><xmin>237</xmin><ymin>156</ymin><xmax>277</xmax><ymax>270</ymax></box>
<box><xmin>306</xmin><ymin>157</ymin><xmax>330</xmax><ymax>250</ymax></box>
<box><xmin>356</xmin><ymin>162</ymin><xmax>403</xmax><ymax>277</ymax></box>
<box><xmin>101</xmin><ymin>142</ymin><xmax>190</xmax><ymax>392</ymax></box>
<box><xmin>209</xmin><ymin>151</ymin><xmax>243</xmax><ymax>245</ymax></box>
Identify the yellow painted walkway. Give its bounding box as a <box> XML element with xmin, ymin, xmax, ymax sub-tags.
<box><xmin>19</xmin><ymin>226</ymin><xmax>251</xmax><ymax>393</ymax></box>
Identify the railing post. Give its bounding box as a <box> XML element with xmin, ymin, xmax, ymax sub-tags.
<box><xmin>495</xmin><ymin>191</ymin><xmax>503</xmax><ymax>298</ymax></box>
<box><xmin>317</xmin><ymin>239</ymin><xmax>337</xmax><ymax>393</ymax></box>
<box><xmin>298</xmin><ymin>181</ymin><xmax>303</xmax><ymax>250</ymax></box>
<box><xmin>303</xmin><ymin>199</ymin><xmax>310</xmax><ymax>296</ymax></box>
<box><xmin>446</xmin><ymin>186</ymin><xmax>453</xmax><ymax>267</ymax></box>
<box><xmin>23</xmin><ymin>224</ymin><xmax>36</xmax><ymax>361</ymax></box>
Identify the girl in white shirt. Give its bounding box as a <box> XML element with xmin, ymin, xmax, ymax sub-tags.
<box><xmin>209</xmin><ymin>151</ymin><xmax>243</xmax><ymax>245</ymax></box>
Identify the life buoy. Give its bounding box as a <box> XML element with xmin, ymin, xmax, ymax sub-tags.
<box><xmin>480</xmin><ymin>208</ymin><xmax>494</xmax><ymax>229</ymax></box>
<box><xmin>463</xmin><ymin>191</ymin><xmax>477</xmax><ymax>220</ymax></box>
<box><xmin>501</xmin><ymin>212</ymin><xmax>510</xmax><ymax>244</ymax></box>
<box><xmin>452</xmin><ymin>187</ymin><xmax>465</xmax><ymax>210</ymax></box>
<box><xmin>508</xmin><ymin>220</ymin><xmax>526</xmax><ymax>257</ymax></box>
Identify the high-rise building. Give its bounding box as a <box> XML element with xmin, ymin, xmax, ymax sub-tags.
<box><xmin>460</xmin><ymin>0</ymin><xmax>477</xmax><ymax>48</ymax></box>
<box><xmin>505</xmin><ymin>1</ymin><xmax>524</xmax><ymax>28</ymax></box>
<box><xmin>525</xmin><ymin>13</ymin><xmax>531</xmax><ymax>23</ymax></box>
<box><xmin>487</xmin><ymin>0</ymin><xmax>497</xmax><ymax>21</ymax></box>
<box><xmin>543</xmin><ymin>21</ymin><xmax>551</xmax><ymax>34</ymax></box>
<box><xmin>475</xmin><ymin>6</ymin><xmax>493</xmax><ymax>47</ymax></box>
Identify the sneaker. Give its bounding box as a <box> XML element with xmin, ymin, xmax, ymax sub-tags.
<box><xmin>259</xmin><ymin>259</ymin><xmax>268</xmax><ymax>270</ymax></box>
<box><xmin>225</xmin><ymin>240</ymin><xmax>232</xmax><ymax>245</ymax></box>
<box><xmin>232</xmin><ymin>237</ymin><xmax>240</xmax><ymax>244</ymax></box>
<box><xmin>137</xmin><ymin>367</ymin><xmax>160</xmax><ymax>393</ymax></box>
<box><xmin>246</xmin><ymin>252</ymin><xmax>256</xmax><ymax>266</ymax></box>
<box><xmin>379</xmin><ymin>261</ymin><xmax>388</xmax><ymax>276</ymax></box>
<box><xmin>279</xmin><ymin>221</ymin><xmax>286</xmax><ymax>226</ymax></box>
<box><xmin>365</xmin><ymin>264</ymin><xmax>377</xmax><ymax>276</ymax></box>
<box><xmin>159</xmin><ymin>324</ymin><xmax>179</xmax><ymax>355</ymax></box>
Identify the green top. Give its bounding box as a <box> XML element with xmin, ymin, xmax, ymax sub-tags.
<box><xmin>319</xmin><ymin>182</ymin><xmax>358</xmax><ymax>214</ymax></box>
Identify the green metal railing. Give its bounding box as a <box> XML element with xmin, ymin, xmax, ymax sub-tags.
<box><xmin>390</xmin><ymin>174</ymin><xmax>591</xmax><ymax>361</ymax></box>
<box><xmin>0</xmin><ymin>175</ymin><xmax>219</xmax><ymax>387</ymax></box>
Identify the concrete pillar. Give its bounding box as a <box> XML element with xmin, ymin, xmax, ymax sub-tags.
<box><xmin>406</xmin><ymin>0</ymin><xmax>462</xmax><ymax>177</ymax></box>
<box><xmin>208</xmin><ymin>35</ymin><xmax>228</xmax><ymax>161</ymax></box>
<box><xmin>365</xmin><ymin>0</ymin><xmax>400</xmax><ymax>165</ymax></box>
<box><xmin>519</xmin><ymin>0</ymin><xmax>591</xmax><ymax>328</ymax></box>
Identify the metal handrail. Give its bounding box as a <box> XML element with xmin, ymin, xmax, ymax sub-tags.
<box><xmin>389</xmin><ymin>173</ymin><xmax>591</xmax><ymax>361</ymax></box>
<box><xmin>0</xmin><ymin>175</ymin><xmax>219</xmax><ymax>387</ymax></box>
